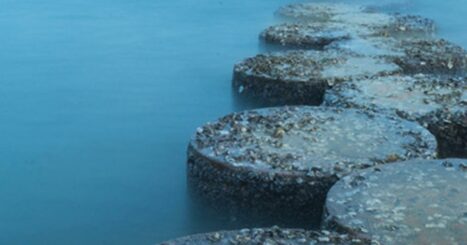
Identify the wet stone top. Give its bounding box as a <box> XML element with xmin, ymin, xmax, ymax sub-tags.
<box><xmin>260</xmin><ymin>23</ymin><xmax>351</xmax><ymax>48</ymax></box>
<box><xmin>276</xmin><ymin>3</ymin><xmax>365</xmax><ymax>22</ymax></box>
<box><xmin>328</xmin><ymin>12</ymin><xmax>433</xmax><ymax>39</ymax></box>
<box><xmin>326</xmin><ymin>74</ymin><xmax>467</xmax><ymax>121</ymax></box>
<box><xmin>276</xmin><ymin>3</ymin><xmax>435</xmax><ymax>38</ymax></box>
<box><xmin>331</xmin><ymin>37</ymin><xmax>466</xmax><ymax>75</ymax></box>
<box><xmin>393</xmin><ymin>38</ymin><xmax>467</xmax><ymax>74</ymax></box>
<box><xmin>374</xmin><ymin>14</ymin><xmax>436</xmax><ymax>38</ymax></box>
<box><xmin>159</xmin><ymin>226</ymin><xmax>369</xmax><ymax>245</ymax></box>
<box><xmin>234</xmin><ymin>50</ymin><xmax>400</xmax><ymax>86</ymax></box>
<box><xmin>326</xmin><ymin>158</ymin><xmax>467</xmax><ymax>244</ymax></box>
<box><xmin>191</xmin><ymin>107</ymin><xmax>436</xmax><ymax>176</ymax></box>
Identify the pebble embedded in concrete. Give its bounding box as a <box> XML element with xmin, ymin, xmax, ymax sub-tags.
<box><xmin>188</xmin><ymin>106</ymin><xmax>437</xmax><ymax>226</ymax></box>
<box><xmin>159</xmin><ymin>226</ymin><xmax>370</xmax><ymax>245</ymax></box>
<box><xmin>324</xmin><ymin>158</ymin><xmax>467</xmax><ymax>245</ymax></box>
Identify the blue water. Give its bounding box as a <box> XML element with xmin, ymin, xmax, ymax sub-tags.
<box><xmin>0</xmin><ymin>0</ymin><xmax>465</xmax><ymax>244</ymax></box>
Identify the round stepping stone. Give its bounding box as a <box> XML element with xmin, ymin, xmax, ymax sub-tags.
<box><xmin>373</xmin><ymin>14</ymin><xmax>436</xmax><ymax>38</ymax></box>
<box><xmin>276</xmin><ymin>3</ymin><xmax>435</xmax><ymax>38</ymax></box>
<box><xmin>331</xmin><ymin>38</ymin><xmax>466</xmax><ymax>75</ymax></box>
<box><xmin>276</xmin><ymin>3</ymin><xmax>365</xmax><ymax>22</ymax></box>
<box><xmin>260</xmin><ymin>23</ymin><xmax>351</xmax><ymax>49</ymax></box>
<box><xmin>325</xmin><ymin>74</ymin><xmax>466</xmax><ymax>157</ymax></box>
<box><xmin>232</xmin><ymin>50</ymin><xmax>400</xmax><ymax>106</ymax></box>
<box><xmin>324</xmin><ymin>158</ymin><xmax>467</xmax><ymax>245</ymax></box>
<box><xmin>188</xmin><ymin>106</ymin><xmax>437</xmax><ymax>226</ymax></box>
<box><xmin>393</xmin><ymin>39</ymin><xmax>467</xmax><ymax>75</ymax></box>
<box><xmin>159</xmin><ymin>227</ymin><xmax>370</xmax><ymax>245</ymax></box>
<box><xmin>339</xmin><ymin>14</ymin><xmax>436</xmax><ymax>39</ymax></box>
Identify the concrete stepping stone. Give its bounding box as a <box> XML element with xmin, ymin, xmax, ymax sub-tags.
<box><xmin>373</xmin><ymin>14</ymin><xmax>436</xmax><ymax>39</ymax></box>
<box><xmin>276</xmin><ymin>3</ymin><xmax>366</xmax><ymax>23</ymax></box>
<box><xmin>325</xmin><ymin>74</ymin><xmax>466</xmax><ymax>157</ymax></box>
<box><xmin>324</xmin><ymin>158</ymin><xmax>467</xmax><ymax>245</ymax></box>
<box><xmin>276</xmin><ymin>3</ymin><xmax>435</xmax><ymax>38</ymax></box>
<box><xmin>232</xmin><ymin>50</ymin><xmax>400</xmax><ymax>106</ymax></box>
<box><xmin>331</xmin><ymin>37</ymin><xmax>466</xmax><ymax>75</ymax></box>
<box><xmin>188</xmin><ymin>106</ymin><xmax>437</xmax><ymax>226</ymax></box>
<box><xmin>260</xmin><ymin>23</ymin><xmax>351</xmax><ymax>49</ymax></box>
<box><xmin>393</xmin><ymin>38</ymin><xmax>467</xmax><ymax>75</ymax></box>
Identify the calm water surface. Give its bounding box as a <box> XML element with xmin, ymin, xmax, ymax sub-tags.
<box><xmin>0</xmin><ymin>0</ymin><xmax>465</xmax><ymax>244</ymax></box>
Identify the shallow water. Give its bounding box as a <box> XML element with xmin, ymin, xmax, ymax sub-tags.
<box><xmin>0</xmin><ymin>0</ymin><xmax>465</xmax><ymax>244</ymax></box>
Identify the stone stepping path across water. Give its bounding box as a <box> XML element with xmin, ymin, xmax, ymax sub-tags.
<box><xmin>159</xmin><ymin>227</ymin><xmax>370</xmax><ymax>245</ymax></box>
<box><xmin>167</xmin><ymin>2</ymin><xmax>467</xmax><ymax>245</ymax></box>
<box><xmin>269</xmin><ymin>3</ymin><xmax>395</xmax><ymax>54</ymax></box>
<box><xmin>188</xmin><ymin>106</ymin><xmax>436</xmax><ymax>225</ymax></box>
<box><xmin>276</xmin><ymin>3</ymin><xmax>435</xmax><ymax>39</ymax></box>
<box><xmin>325</xmin><ymin>74</ymin><xmax>466</xmax><ymax>157</ymax></box>
<box><xmin>233</xmin><ymin>50</ymin><xmax>400</xmax><ymax>106</ymax></box>
<box><xmin>324</xmin><ymin>158</ymin><xmax>467</xmax><ymax>245</ymax></box>
<box><xmin>264</xmin><ymin>3</ymin><xmax>467</xmax><ymax>77</ymax></box>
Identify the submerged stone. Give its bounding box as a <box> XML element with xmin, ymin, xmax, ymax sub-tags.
<box><xmin>325</xmin><ymin>74</ymin><xmax>466</xmax><ymax>157</ymax></box>
<box><xmin>325</xmin><ymin>158</ymin><xmax>467</xmax><ymax>245</ymax></box>
<box><xmin>232</xmin><ymin>50</ymin><xmax>400</xmax><ymax>106</ymax></box>
<box><xmin>260</xmin><ymin>23</ymin><xmax>351</xmax><ymax>49</ymax></box>
<box><xmin>187</xmin><ymin>106</ymin><xmax>437</xmax><ymax>226</ymax></box>
<box><xmin>159</xmin><ymin>226</ymin><xmax>370</xmax><ymax>245</ymax></box>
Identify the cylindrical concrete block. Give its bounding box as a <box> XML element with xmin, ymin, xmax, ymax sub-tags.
<box><xmin>188</xmin><ymin>106</ymin><xmax>437</xmax><ymax>226</ymax></box>
<box><xmin>325</xmin><ymin>158</ymin><xmax>467</xmax><ymax>244</ymax></box>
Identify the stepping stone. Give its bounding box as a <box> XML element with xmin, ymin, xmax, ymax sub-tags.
<box><xmin>260</xmin><ymin>23</ymin><xmax>351</xmax><ymax>49</ymax></box>
<box><xmin>331</xmin><ymin>38</ymin><xmax>466</xmax><ymax>75</ymax></box>
<box><xmin>159</xmin><ymin>227</ymin><xmax>370</xmax><ymax>245</ymax></box>
<box><xmin>276</xmin><ymin>3</ymin><xmax>365</xmax><ymax>22</ymax></box>
<box><xmin>276</xmin><ymin>3</ymin><xmax>435</xmax><ymax>38</ymax></box>
<box><xmin>232</xmin><ymin>50</ymin><xmax>400</xmax><ymax>106</ymax></box>
<box><xmin>324</xmin><ymin>158</ymin><xmax>467</xmax><ymax>245</ymax></box>
<box><xmin>188</xmin><ymin>106</ymin><xmax>437</xmax><ymax>226</ymax></box>
<box><xmin>393</xmin><ymin>39</ymin><xmax>467</xmax><ymax>75</ymax></box>
<box><xmin>373</xmin><ymin>14</ymin><xmax>436</xmax><ymax>39</ymax></box>
<box><xmin>335</xmin><ymin>14</ymin><xmax>435</xmax><ymax>39</ymax></box>
<box><xmin>325</xmin><ymin>74</ymin><xmax>466</xmax><ymax>157</ymax></box>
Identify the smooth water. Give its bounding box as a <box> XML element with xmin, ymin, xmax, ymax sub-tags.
<box><xmin>0</xmin><ymin>0</ymin><xmax>465</xmax><ymax>244</ymax></box>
